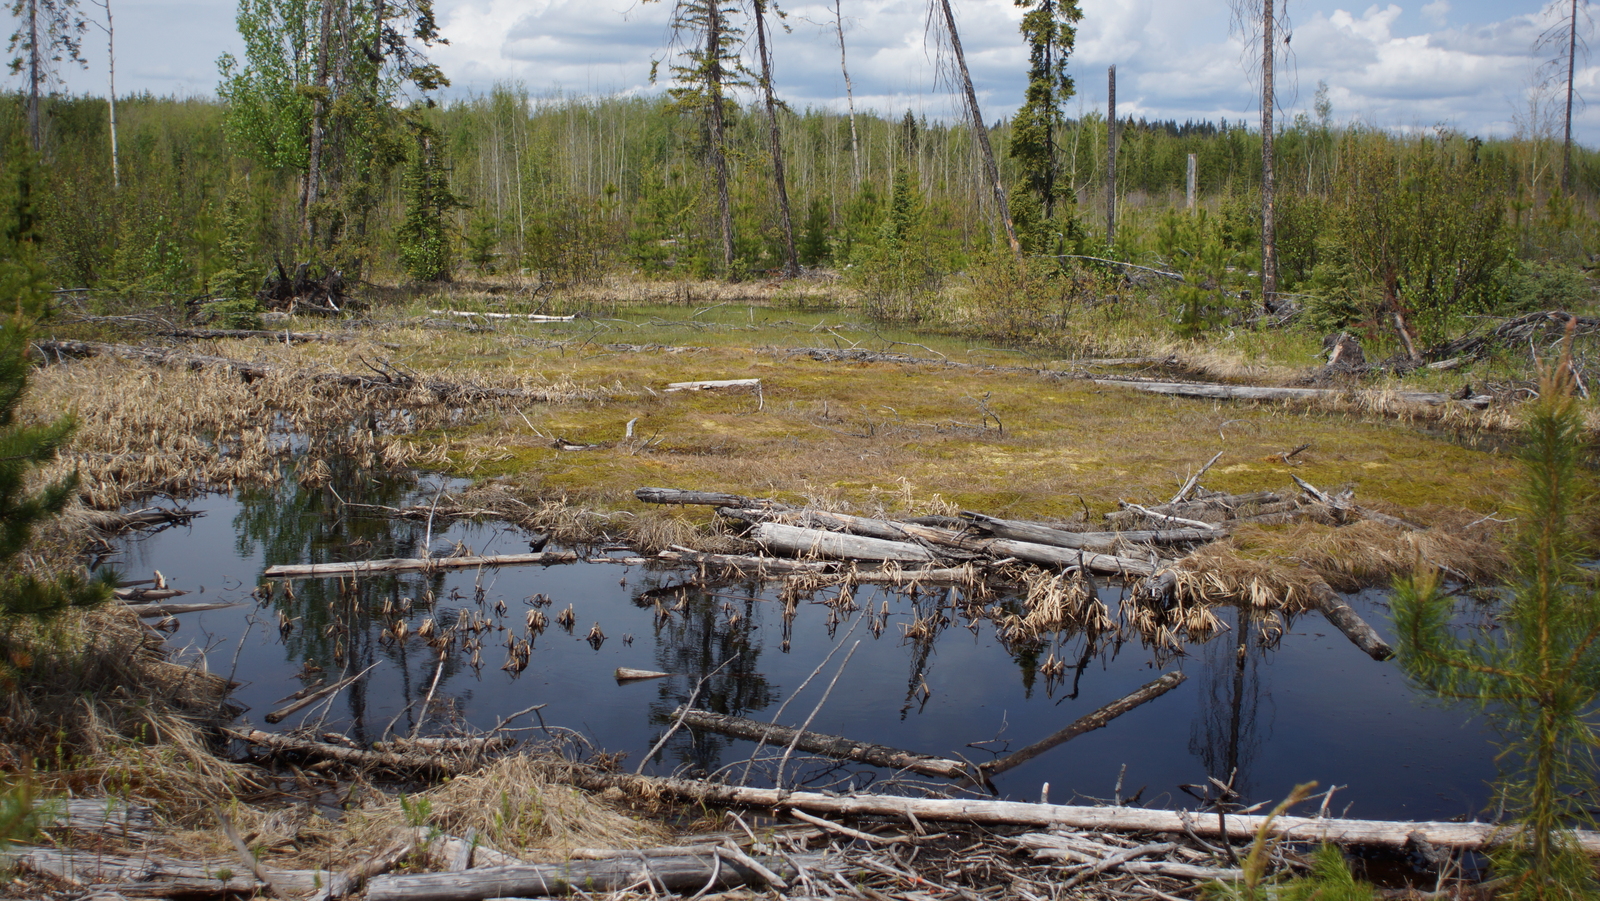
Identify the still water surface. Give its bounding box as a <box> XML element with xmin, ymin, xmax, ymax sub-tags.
<box><xmin>113</xmin><ymin>466</ymin><xmax>1499</xmax><ymax>822</ymax></box>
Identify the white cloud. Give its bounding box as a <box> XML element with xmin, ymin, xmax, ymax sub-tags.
<box><xmin>1422</xmin><ymin>1</ymin><xmax>1451</xmax><ymax>27</ymax></box>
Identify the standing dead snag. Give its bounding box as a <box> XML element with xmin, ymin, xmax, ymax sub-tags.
<box><xmin>933</xmin><ymin>0</ymin><xmax>1020</xmax><ymax>255</ymax></box>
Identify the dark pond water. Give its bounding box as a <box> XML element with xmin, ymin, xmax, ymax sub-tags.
<box><xmin>110</xmin><ymin>465</ymin><xmax>1500</xmax><ymax>823</ymax></box>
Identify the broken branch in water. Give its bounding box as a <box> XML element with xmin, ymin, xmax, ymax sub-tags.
<box><xmin>671</xmin><ymin>706</ymin><xmax>973</xmax><ymax>780</ymax></box>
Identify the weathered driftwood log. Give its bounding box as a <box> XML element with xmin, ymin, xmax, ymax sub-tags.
<box><xmin>31</xmin><ymin>340</ymin><xmax>566</xmax><ymax>404</ymax></box>
<box><xmin>263</xmin><ymin>551</ymin><xmax>576</xmax><ymax>578</ymax></box>
<box><xmin>364</xmin><ymin>851</ymin><xmax>826</xmax><ymax>901</ymax></box>
<box><xmin>752</xmin><ymin>522</ymin><xmax>937</xmax><ymax>563</ymax></box>
<box><xmin>266</xmin><ymin>664</ymin><xmax>374</xmax><ymax>724</ymax></box>
<box><xmin>162</xmin><ymin>328</ymin><xmax>362</xmax><ymax>343</ymax></box>
<box><xmin>1103</xmin><ymin>491</ymin><xmax>1288</xmax><ymax>528</ymax></box>
<box><xmin>409</xmin><ymin>828</ymin><xmax>524</xmax><ymax>868</ymax></box>
<box><xmin>672</xmin><ymin>707</ymin><xmax>973</xmax><ymax>779</ymax></box>
<box><xmin>959</xmin><ymin>512</ymin><xmax>1218</xmax><ymax>551</ymax></box>
<box><xmin>1292</xmin><ymin>475</ymin><xmax>1426</xmax><ymax>531</ymax></box>
<box><xmin>615</xmin><ymin>668</ymin><xmax>673</xmax><ymax>683</ymax></box>
<box><xmin>374</xmin><ymin>737</ymin><xmax>515</xmax><ymax>754</ymax></box>
<box><xmin>122</xmin><ymin>601</ymin><xmax>239</xmax><ymax>617</ymax></box>
<box><xmin>309</xmin><ymin>839</ymin><xmax>416</xmax><ymax>901</ymax></box>
<box><xmin>10</xmin><ymin>847</ymin><xmax>334</xmax><ymax>895</ymax></box>
<box><xmin>1308</xmin><ymin>582</ymin><xmax>1394</xmax><ymax>661</ymax></box>
<box><xmin>224</xmin><ymin>728</ymin><xmax>471</xmax><ymax>774</ymax></box>
<box><xmin>657</xmin><ymin>549</ymin><xmax>982</xmax><ymax>584</ymax></box>
<box><xmin>665</xmin><ymin>378</ymin><xmax>761</xmax><ymax>391</ymax></box>
<box><xmin>544</xmin><ymin>773</ymin><xmax>1600</xmax><ymax>854</ymax></box>
<box><xmin>636</xmin><ymin>487</ymin><xmax>787</xmax><ymax>509</ymax></box>
<box><xmin>1093</xmin><ymin>378</ymin><xmax>1491</xmax><ymax>409</ymax></box>
<box><xmin>974</xmin><ymin>672</ymin><xmax>1186</xmax><ymax>782</ymax></box>
<box><xmin>1015</xmin><ymin>834</ymin><xmax>1244</xmax><ymax>881</ymax></box>
<box><xmin>431</xmin><ymin>309</ymin><xmax>575</xmax><ymax>322</ymax></box>
<box><xmin>112</xmin><ymin>587</ymin><xmax>187</xmax><ymax>602</ymax></box>
<box><xmin>75</xmin><ymin>505</ymin><xmax>200</xmax><ymax>534</ymax></box>
<box><xmin>34</xmin><ymin>799</ymin><xmax>153</xmax><ymax>839</ymax></box>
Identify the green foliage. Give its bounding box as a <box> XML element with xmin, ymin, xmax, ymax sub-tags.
<box><xmin>1009</xmin><ymin>0</ymin><xmax>1081</xmax><ymax>218</ymax></box>
<box><xmin>1320</xmin><ymin>131</ymin><xmax>1512</xmax><ymax>344</ymax></box>
<box><xmin>852</xmin><ymin>167</ymin><xmax>942</xmax><ymax>322</ymax></box>
<box><xmin>1206</xmin><ymin>785</ymin><xmax>1375</xmax><ymax>901</ymax></box>
<box><xmin>1502</xmin><ymin>260</ymin><xmax>1596</xmax><ymax>314</ymax></box>
<box><xmin>0</xmin><ymin>144</ymin><xmax>112</xmax><ymax>655</ymax></box>
<box><xmin>397</xmin><ymin>119</ymin><xmax>459</xmax><ymax>283</ymax></box>
<box><xmin>1392</xmin><ymin>337</ymin><xmax>1600</xmax><ymax>900</ymax></box>
<box><xmin>207</xmin><ymin>176</ymin><xmax>264</xmax><ymax>299</ymax></box>
<box><xmin>1155</xmin><ymin>209</ymin><xmax>1243</xmax><ymax>337</ymax></box>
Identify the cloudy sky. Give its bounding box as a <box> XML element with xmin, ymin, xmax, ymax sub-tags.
<box><xmin>38</xmin><ymin>0</ymin><xmax>1597</xmax><ymax>144</ymax></box>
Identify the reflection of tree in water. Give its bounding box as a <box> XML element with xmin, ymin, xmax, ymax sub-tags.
<box><xmin>636</xmin><ymin>578</ymin><xmax>773</xmax><ymax>775</ymax></box>
<box><xmin>1187</xmin><ymin>606</ymin><xmax>1275</xmax><ymax>804</ymax></box>
<box><xmin>236</xmin><ymin>461</ymin><xmax>462</xmax><ymax>743</ymax></box>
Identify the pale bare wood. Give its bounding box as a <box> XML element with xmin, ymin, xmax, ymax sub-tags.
<box><xmin>122</xmin><ymin>601</ymin><xmax>239</xmax><ymax>617</ymax></box>
<box><xmin>263</xmin><ymin>551</ymin><xmax>576</xmax><ymax>578</ymax></box>
<box><xmin>959</xmin><ymin>512</ymin><xmax>1218</xmax><ymax>551</ymax></box>
<box><xmin>364</xmin><ymin>851</ymin><xmax>828</xmax><ymax>900</ymax></box>
<box><xmin>1093</xmin><ymin>378</ymin><xmax>1490</xmax><ymax>409</ymax></box>
<box><xmin>636</xmin><ymin>487</ymin><xmax>788</xmax><ymax>509</ymax></box>
<box><xmin>615</xmin><ymin>667</ymin><xmax>673</xmax><ymax>682</ymax></box>
<box><xmin>431</xmin><ymin>309</ymin><xmax>575</xmax><ymax>322</ymax></box>
<box><xmin>671</xmin><ymin>706</ymin><xmax>972</xmax><ymax>779</ymax></box>
<box><xmin>751</xmin><ymin>522</ymin><xmax>937</xmax><ymax>563</ymax></box>
<box><xmin>665</xmin><ymin>378</ymin><xmax>761</xmax><ymax>391</ymax></box>
<box><xmin>973</xmin><ymin>672</ymin><xmax>1186</xmax><ymax>782</ymax></box>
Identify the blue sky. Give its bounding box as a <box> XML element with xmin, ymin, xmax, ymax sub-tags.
<box><xmin>35</xmin><ymin>1</ymin><xmax>1595</xmax><ymax>144</ymax></box>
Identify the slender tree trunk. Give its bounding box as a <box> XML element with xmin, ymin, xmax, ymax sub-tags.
<box><xmin>105</xmin><ymin>0</ymin><xmax>119</xmax><ymax>189</ymax></box>
<box><xmin>706</xmin><ymin>0</ymin><xmax>736</xmax><ymax>274</ymax></box>
<box><xmin>28</xmin><ymin>0</ymin><xmax>41</xmax><ymax>152</ymax></box>
<box><xmin>1106</xmin><ymin>65</ymin><xmax>1116</xmax><ymax>246</ymax></box>
<box><xmin>1563</xmin><ymin>0</ymin><xmax>1578</xmax><ymax>192</ymax></box>
<box><xmin>753</xmin><ymin>0</ymin><xmax>799</xmax><ymax>277</ymax></box>
<box><xmin>832</xmin><ymin>0</ymin><xmax>861</xmax><ymax>187</ymax></box>
<box><xmin>1260</xmin><ymin>0</ymin><xmax>1278</xmax><ymax>309</ymax></box>
<box><xmin>935</xmin><ymin>0</ymin><xmax>1019</xmax><ymax>255</ymax></box>
<box><xmin>305</xmin><ymin>0</ymin><xmax>335</xmax><ymax>247</ymax></box>
<box><xmin>1043</xmin><ymin>0</ymin><xmax>1058</xmax><ymax>219</ymax></box>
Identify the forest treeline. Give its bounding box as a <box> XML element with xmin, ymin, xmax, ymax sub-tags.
<box><xmin>2</xmin><ymin>85</ymin><xmax>1597</xmax><ymax>346</ymax></box>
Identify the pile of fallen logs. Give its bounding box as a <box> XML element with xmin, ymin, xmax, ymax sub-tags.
<box><xmin>634</xmin><ymin>474</ymin><xmax>1399</xmax><ymax>661</ymax></box>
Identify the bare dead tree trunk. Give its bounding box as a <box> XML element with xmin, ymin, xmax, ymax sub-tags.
<box><xmin>1564</xmin><ymin>0</ymin><xmax>1578</xmax><ymax>191</ymax></box>
<box><xmin>1106</xmin><ymin>65</ymin><xmax>1116</xmax><ymax>246</ymax></box>
<box><xmin>105</xmin><ymin>0</ymin><xmax>118</xmax><ymax>189</ymax></box>
<box><xmin>706</xmin><ymin>0</ymin><xmax>737</xmax><ymax>275</ymax></box>
<box><xmin>935</xmin><ymin>0</ymin><xmax>1019</xmax><ymax>255</ymax></box>
<box><xmin>753</xmin><ymin>0</ymin><xmax>799</xmax><ymax>277</ymax></box>
<box><xmin>832</xmin><ymin>0</ymin><xmax>861</xmax><ymax>186</ymax></box>
<box><xmin>27</xmin><ymin>0</ymin><xmax>41</xmax><ymax>152</ymax></box>
<box><xmin>305</xmin><ymin>0</ymin><xmax>335</xmax><ymax>246</ymax></box>
<box><xmin>1260</xmin><ymin>0</ymin><xmax>1278</xmax><ymax>309</ymax></box>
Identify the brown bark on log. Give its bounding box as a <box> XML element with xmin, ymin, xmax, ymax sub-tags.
<box><xmin>973</xmin><ymin>672</ymin><xmax>1186</xmax><ymax>782</ymax></box>
<box><xmin>672</xmin><ymin>707</ymin><xmax>973</xmax><ymax>779</ymax></box>
<box><xmin>264</xmin><ymin>552</ymin><xmax>576</xmax><ymax>578</ymax></box>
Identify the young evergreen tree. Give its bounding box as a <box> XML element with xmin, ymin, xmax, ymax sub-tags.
<box><xmin>1392</xmin><ymin>327</ymin><xmax>1600</xmax><ymax>900</ymax></box>
<box><xmin>0</xmin><ymin>146</ymin><xmax>112</xmax><ymax>655</ymax></box>
<box><xmin>1009</xmin><ymin>0</ymin><xmax>1081</xmax><ymax>220</ymax></box>
<box><xmin>659</xmin><ymin>0</ymin><xmax>745</xmax><ymax>275</ymax></box>
<box><xmin>396</xmin><ymin>119</ymin><xmax>458</xmax><ymax>283</ymax></box>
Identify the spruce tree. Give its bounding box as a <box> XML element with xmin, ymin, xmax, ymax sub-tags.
<box><xmin>1010</xmin><ymin>0</ymin><xmax>1082</xmax><ymax>221</ymax></box>
<box><xmin>0</xmin><ymin>147</ymin><xmax>111</xmax><ymax>650</ymax></box>
<box><xmin>1393</xmin><ymin>326</ymin><xmax>1600</xmax><ymax>900</ymax></box>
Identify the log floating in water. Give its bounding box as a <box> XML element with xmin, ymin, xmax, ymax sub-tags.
<box><xmin>671</xmin><ymin>706</ymin><xmax>973</xmax><ymax>779</ymax></box>
<box><xmin>263</xmin><ymin>551</ymin><xmax>577</xmax><ymax>578</ymax></box>
<box><xmin>1309</xmin><ymin>581</ymin><xmax>1394</xmax><ymax>661</ymax></box>
<box><xmin>752</xmin><ymin>522</ymin><xmax>937</xmax><ymax>563</ymax></box>
<box><xmin>750</xmin><ymin>519</ymin><xmax>1158</xmax><ymax>576</ymax></box>
<box><xmin>112</xmin><ymin>587</ymin><xmax>188</xmax><ymax>602</ymax></box>
<box><xmin>655</xmin><ymin>549</ymin><xmax>981</xmax><ymax>584</ymax></box>
<box><xmin>615</xmin><ymin>667</ymin><xmax>673</xmax><ymax>683</ymax></box>
<box><xmin>265</xmin><ymin>663</ymin><xmax>376</xmax><ymax>724</ymax></box>
<box><xmin>122</xmin><ymin>601</ymin><xmax>239</xmax><ymax>617</ymax></box>
<box><xmin>973</xmin><ymin>672</ymin><xmax>1186</xmax><ymax>783</ymax></box>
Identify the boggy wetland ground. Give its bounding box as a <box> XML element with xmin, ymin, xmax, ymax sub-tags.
<box><xmin>9</xmin><ymin>277</ymin><xmax>1598</xmax><ymax>900</ymax></box>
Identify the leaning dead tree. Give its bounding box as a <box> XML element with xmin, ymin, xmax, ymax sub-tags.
<box><xmin>751</xmin><ymin>0</ymin><xmax>799</xmax><ymax>276</ymax></box>
<box><xmin>932</xmin><ymin>0</ymin><xmax>1020</xmax><ymax>255</ymax></box>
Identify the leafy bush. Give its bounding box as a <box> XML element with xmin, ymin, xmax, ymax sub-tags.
<box><xmin>1502</xmin><ymin>261</ymin><xmax>1595</xmax><ymax>314</ymax></box>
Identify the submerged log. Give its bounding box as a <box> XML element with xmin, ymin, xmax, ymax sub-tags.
<box><xmin>1309</xmin><ymin>582</ymin><xmax>1394</xmax><ymax>661</ymax></box>
<box><xmin>973</xmin><ymin>672</ymin><xmax>1186</xmax><ymax>783</ymax></box>
<box><xmin>364</xmin><ymin>851</ymin><xmax>825</xmax><ymax>901</ymax></box>
<box><xmin>264</xmin><ymin>551</ymin><xmax>577</xmax><ymax>578</ymax></box>
<box><xmin>672</xmin><ymin>706</ymin><xmax>973</xmax><ymax>779</ymax></box>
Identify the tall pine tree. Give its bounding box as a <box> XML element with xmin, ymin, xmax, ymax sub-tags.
<box><xmin>1010</xmin><ymin>0</ymin><xmax>1081</xmax><ymax>221</ymax></box>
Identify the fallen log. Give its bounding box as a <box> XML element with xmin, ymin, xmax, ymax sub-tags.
<box><xmin>665</xmin><ymin>378</ymin><xmax>761</xmax><ymax>391</ymax></box>
<box><xmin>162</xmin><ymin>328</ymin><xmax>361</xmax><ymax>343</ymax></box>
<box><xmin>1015</xmin><ymin>834</ymin><xmax>1243</xmax><ymax>881</ymax></box>
<box><xmin>266</xmin><ymin>663</ymin><xmax>376</xmax><ymax>724</ymax></box>
<box><xmin>1093</xmin><ymin>378</ymin><xmax>1491</xmax><ymax>409</ymax></box>
<box><xmin>1309</xmin><ymin>581</ymin><xmax>1394</xmax><ymax>661</ymax></box>
<box><xmin>112</xmin><ymin>587</ymin><xmax>187</xmax><ymax>602</ymax></box>
<box><xmin>615</xmin><ymin>668</ymin><xmax>673</xmax><ymax>683</ymax></box>
<box><xmin>263</xmin><ymin>551</ymin><xmax>577</xmax><ymax>578</ymax></box>
<box><xmin>959</xmin><ymin>512</ymin><xmax>1218</xmax><ymax>551</ymax></box>
<box><xmin>655</xmin><ymin>549</ymin><xmax>981</xmax><ymax>584</ymax></box>
<box><xmin>431</xmin><ymin>309</ymin><xmax>576</xmax><ymax>322</ymax></box>
<box><xmin>672</xmin><ymin>707</ymin><xmax>973</xmax><ymax>779</ymax></box>
<box><xmin>752</xmin><ymin>522</ymin><xmax>937</xmax><ymax>563</ymax></box>
<box><xmin>34</xmin><ymin>798</ymin><xmax>153</xmax><ymax>839</ymax></box>
<box><xmin>973</xmin><ymin>672</ymin><xmax>1186</xmax><ymax>783</ymax></box>
<box><xmin>122</xmin><ymin>601</ymin><xmax>239</xmax><ymax>617</ymax></box>
<box><xmin>9</xmin><ymin>847</ymin><xmax>333</xmax><ymax>895</ymax></box>
<box><xmin>364</xmin><ymin>850</ymin><xmax>827</xmax><ymax>901</ymax></box>
<box><xmin>546</xmin><ymin>772</ymin><xmax>1600</xmax><ymax>854</ymax></box>
<box><xmin>224</xmin><ymin>727</ymin><xmax>469</xmax><ymax>774</ymax></box>
<box><xmin>636</xmin><ymin>487</ymin><xmax>788</xmax><ymax>509</ymax></box>
<box><xmin>75</xmin><ymin>505</ymin><xmax>200</xmax><ymax>534</ymax></box>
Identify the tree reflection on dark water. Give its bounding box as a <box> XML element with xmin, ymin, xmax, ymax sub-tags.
<box><xmin>1188</xmin><ymin>606</ymin><xmax>1272</xmax><ymax>804</ymax></box>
